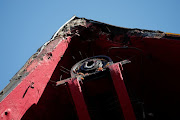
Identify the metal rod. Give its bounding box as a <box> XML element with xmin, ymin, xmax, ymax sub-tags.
<box><xmin>72</xmin><ymin>56</ymin><xmax>77</xmax><ymax>62</ymax></box>
<box><xmin>60</xmin><ymin>66</ymin><xmax>70</xmax><ymax>71</ymax></box>
<box><xmin>60</xmin><ymin>75</ymin><xmax>62</xmax><ymax>81</ymax></box>
<box><xmin>72</xmin><ymin>56</ymin><xmax>76</xmax><ymax>60</ymax></box>
<box><xmin>106</xmin><ymin>26</ymin><xmax>111</xmax><ymax>33</ymax></box>
<box><xmin>60</xmin><ymin>69</ymin><xmax>69</xmax><ymax>74</ymax></box>
<box><xmin>116</xmin><ymin>56</ymin><xmax>123</xmax><ymax>60</ymax></box>
<box><xmin>79</xmin><ymin>51</ymin><xmax>83</xmax><ymax>59</ymax></box>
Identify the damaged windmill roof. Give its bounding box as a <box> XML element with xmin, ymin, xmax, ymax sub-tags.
<box><xmin>1</xmin><ymin>16</ymin><xmax>180</xmax><ymax>120</ymax></box>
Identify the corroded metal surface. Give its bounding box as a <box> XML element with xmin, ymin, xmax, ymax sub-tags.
<box><xmin>1</xmin><ymin>16</ymin><xmax>180</xmax><ymax>120</ymax></box>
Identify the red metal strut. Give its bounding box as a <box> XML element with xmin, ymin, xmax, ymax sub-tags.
<box><xmin>67</xmin><ymin>78</ymin><xmax>91</xmax><ymax>120</ymax></box>
<box><xmin>109</xmin><ymin>63</ymin><xmax>136</xmax><ymax>120</ymax></box>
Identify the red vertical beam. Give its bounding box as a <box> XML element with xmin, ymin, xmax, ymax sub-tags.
<box><xmin>68</xmin><ymin>78</ymin><xmax>91</xmax><ymax>120</ymax></box>
<box><xmin>109</xmin><ymin>63</ymin><xmax>136</xmax><ymax>120</ymax></box>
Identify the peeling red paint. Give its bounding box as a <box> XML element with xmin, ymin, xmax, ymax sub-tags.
<box><xmin>1</xmin><ymin>17</ymin><xmax>180</xmax><ymax>120</ymax></box>
<box><xmin>0</xmin><ymin>37</ymin><xmax>71</xmax><ymax>120</ymax></box>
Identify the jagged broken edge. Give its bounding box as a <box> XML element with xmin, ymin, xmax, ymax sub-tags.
<box><xmin>0</xmin><ymin>15</ymin><xmax>176</xmax><ymax>102</ymax></box>
<box><xmin>0</xmin><ymin>15</ymin><xmax>82</xmax><ymax>101</ymax></box>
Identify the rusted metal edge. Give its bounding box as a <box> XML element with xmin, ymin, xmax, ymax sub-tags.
<box><xmin>1</xmin><ymin>16</ymin><xmax>179</xmax><ymax>102</ymax></box>
<box><xmin>0</xmin><ymin>16</ymin><xmax>82</xmax><ymax>102</ymax></box>
<box><xmin>51</xmin><ymin>15</ymin><xmax>76</xmax><ymax>40</ymax></box>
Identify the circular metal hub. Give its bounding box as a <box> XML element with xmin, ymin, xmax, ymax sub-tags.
<box><xmin>71</xmin><ymin>55</ymin><xmax>113</xmax><ymax>77</ymax></box>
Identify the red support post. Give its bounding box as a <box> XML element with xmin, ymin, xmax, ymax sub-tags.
<box><xmin>109</xmin><ymin>63</ymin><xmax>136</xmax><ymax>120</ymax></box>
<box><xmin>68</xmin><ymin>78</ymin><xmax>91</xmax><ymax>120</ymax></box>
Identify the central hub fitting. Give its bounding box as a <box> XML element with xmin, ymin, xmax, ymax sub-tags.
<box><xmin>84</xmin><ymin>60</ymin><xmax>96</xmax><ymax>69</ymax></box>
<box><xmin>71</xmin><ymin>55</ymin><xmax>113</xmax><ymax>78</ymax></box>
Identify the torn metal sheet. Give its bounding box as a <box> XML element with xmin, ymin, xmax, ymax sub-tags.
<box><xmin>1</xmin><ymin>16</ymin><xmax>180</xmax><ymax>120</ymax></box>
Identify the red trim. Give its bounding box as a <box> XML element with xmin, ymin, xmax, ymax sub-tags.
<box><xmin>0</xmin><ymin>37</ymin><xmax>71</xmax><ymax>120</ymax></box>
<box><xmin>109</xmin><ymin>63</ymin><xmax>136</xmax><ymax>120</ymax></box>
<box><xmin>67</xmin><ymin>78</ymin><xmax>91</xmax><ymax>120</ymax></box>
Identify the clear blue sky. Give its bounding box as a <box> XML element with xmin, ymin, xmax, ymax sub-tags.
<box><xmin>0</xmin><ymin>0</ymin><xmax>180</xmax><ymax>91</ymax></box>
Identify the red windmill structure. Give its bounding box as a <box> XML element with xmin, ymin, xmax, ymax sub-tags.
<box><xmin>1</xmin><ymin>16</ymin><xmax>180</xmax><ymax>120</ymax></box>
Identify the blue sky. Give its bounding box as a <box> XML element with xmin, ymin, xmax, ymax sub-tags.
<box><xmin>0</xmin><ymin>0</ymin><xmax>180</xmax><ymax>91</ymax></box>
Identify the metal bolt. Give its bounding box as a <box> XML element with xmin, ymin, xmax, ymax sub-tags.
<box><xmin>4</xmin><ymin>112</ymin><xmax>8</xmax><ymax>115</ymax></box>
<box><xmin>4</xmin><ymin>109</ymin><xmax>11</xmax><ymax>115</ymax></box>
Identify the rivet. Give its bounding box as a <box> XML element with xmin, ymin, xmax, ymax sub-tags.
<box><xmin>4</xmin><ymin>109</ymin><xmax>11</xmax><ymax>115</ymax></box>
<box><xmin>4</xmin><ymin>112</ymin><xmax>8</xmax><ymax>115</ymax></box>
